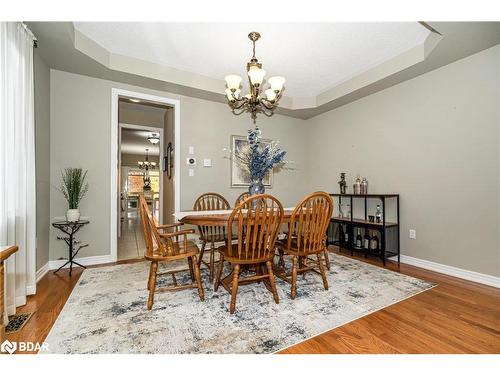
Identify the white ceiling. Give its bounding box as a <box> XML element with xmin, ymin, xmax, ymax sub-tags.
<box><xmin>121</xmin><ymin>128</ymin><xmax>160</xmax><ymax>156</ymax></box>
<box><xmin>73</xmin><ymin>22</ymin><xmax>430</xmax><ymax>98</ymax></box>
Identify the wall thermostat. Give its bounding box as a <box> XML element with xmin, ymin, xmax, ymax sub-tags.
<box><xmin>186</xmin><ymin>157</ymin><xmax>196</xmax><ymax>166</ymax></box>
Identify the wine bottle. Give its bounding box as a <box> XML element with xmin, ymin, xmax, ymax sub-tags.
<box><xmin>375</xmin><ymin>205</ymin><xmax>382</xmax><ymax>223</ymax></box>
<box><xmin>370</xmin><ymin>232</ymin><xmax>379</xmax><ymax>252</ymax></box>
<box><xmin>338</xmin><ymin>224</ymin><xmax>345</xmax><ymax>246</ymax></box>
<box><xmin>364</xmin><ymin>230</ymin><xmax>371</xmax><ymax>249</ymax></box>
<box><xmin>355</xmin><ymin>228</ymin><xmax>362</xmax><ymax>248</ymax></box>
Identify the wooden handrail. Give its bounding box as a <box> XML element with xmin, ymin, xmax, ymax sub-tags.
<box><xmin>1</xmin><ymin>245</ymin><xmax>18</xmax><ymax>348</ymax></box>
<box><xmin>0</xmin><ymin>245</ymin><xmax>18</xmax><ymax>262</ymax></box>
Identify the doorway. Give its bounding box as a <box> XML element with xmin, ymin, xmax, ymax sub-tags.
<box><xmin>111</xmin><ymin>89</ymin><xmax>180</xmax><ymax>262</ymax></box>
<box><xmin>119</xmin><ymin>124</ymin><xmax>163</xmax><ymax>260</ymax></box>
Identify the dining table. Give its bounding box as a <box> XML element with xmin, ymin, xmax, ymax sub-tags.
<box><xmin>174</xmin><ymin>207</ymin><xmax>296</xmax><ymax>227</ymax></box>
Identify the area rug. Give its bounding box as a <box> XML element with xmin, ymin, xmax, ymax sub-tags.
<box><xmin>43</xmin><ymin>254</ymin><xmax>435</xmax><ymax>354</ymax></box>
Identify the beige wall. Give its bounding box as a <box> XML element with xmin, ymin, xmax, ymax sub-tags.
<box><xmin>305</xmin><ymin>45</ymin><xmax>500</xmax><ymax>277</ymax></box>
<box><xmin>34</xmin><ymin>50</ymin><xmax>51</xmax><ymax>271</ymax></box>
<box><xmin>50</xmin><ymin>70</ymin><xmax>308</xmax><ymax>261</ymax></box>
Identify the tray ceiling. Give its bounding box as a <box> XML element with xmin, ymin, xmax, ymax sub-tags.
<box><xmin>73</xmin><ymin>22</ymin><xmax>430</xmax><ymax>98</ymax></box>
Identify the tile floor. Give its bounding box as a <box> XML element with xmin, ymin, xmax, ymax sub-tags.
<box><xmin>118</xmin><ymin>209</ymin><xmax>147</xmax><ymax>260</ymax></box>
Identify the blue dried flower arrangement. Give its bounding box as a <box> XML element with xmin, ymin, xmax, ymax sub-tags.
<box><xmin>227</xmin><ymin>127</ymin><xmax>289</xmax><ymax>194</ymax></box>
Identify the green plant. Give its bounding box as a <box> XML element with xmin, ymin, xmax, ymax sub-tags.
<box><xmin>60</xmin><ymin>168</ymin><xmax>89</xmax><ymax>209</ymax></box>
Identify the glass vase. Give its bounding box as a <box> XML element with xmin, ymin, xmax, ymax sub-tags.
<box><xmin>248</xmin><ymin>178</ymin><xmax>265</xmax><ymax>196</ymax></box>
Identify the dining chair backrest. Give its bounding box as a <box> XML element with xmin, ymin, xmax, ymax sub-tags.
<box><xmin>193</xmin><ymin>193</ymin><xmax>231</xmax><ymax>240</ymax></box>
<box><xmin>287</xmin><ymin>192</ymin><xmax>333</xmax><ymax>255</ymax></box>
<box><xmin>139</xmin><ymin>194</ymin><xmax>169</xmax><ymax>257</ymax></box>
<box><xmin>226</xmin><ymin>194</ymin><xmax>284</xmax><ymax>261</ymax></box>
<box><xmin>234</xmin><ymin>191</ymin><xmax>250</xmax><ymax>208</ymax></box>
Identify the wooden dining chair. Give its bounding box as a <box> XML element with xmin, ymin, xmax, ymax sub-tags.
<box><xmin>139</xmin><ymin>195</ymin><xmax>204</xmax><ymax>310</ymax></box>
<box><xmin>234</xmin><ymin>191</ymin><xmax>250</xmax><ymax>208</ymax></box>
<box><xmin>275</xmin><ymin>192</ymin><xmax>333</xmax><ymax>299</ymax></box>
<box><xmin>214</xmin><ymin>194</ymin><xmax>284</xmax><ymax>314</ymax></box>
<box><xmin>193</xmin><ymin>193</ymin><xmax>231</xmax><ymax>282</ymax></box>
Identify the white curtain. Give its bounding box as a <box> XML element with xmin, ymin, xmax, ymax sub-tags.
<box><xmin>0</xmin><ymin>22</ymin><xmax>37</xmax><ymax>320</ymax></box>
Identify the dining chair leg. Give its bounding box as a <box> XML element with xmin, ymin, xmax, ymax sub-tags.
<box><xmin>291</xmin><ymin>256</ymin><xmax>298</xmax><ymax>300</ymax></box>
<box><xmin>193</xmin><ymin>255</ymin><xmax>205</xmax><ymax>301</ymax></box>
<box><xmin>324</xmin><ymin>248</ymin><xmax>331</xmax><ymax>270</ymax></box>
<box><xmin>214</xmin><ymin>254</ymin><xmax>224</xmax><ymax>292</ymax></box>
<box><xmin>229</xmin><ymin>264</ymin><xmax>240</xmax><ymax>314</ymax></box>
<box><xmin>147</xmin><ymin>261</ymin><xmax>153</xmax><ymax>291</ymax></box>
<box><xmin>209</xmin><ymin>241</ymin><xmax>215</xmax><ymax>282</ymax></box>
<box><xmin>187</xmin><ymin>257</ymin><xmax>195</xmax><ymax>282</ymax></box>
<box><xmin>147</xmin><ymin>261</ymin><xmax>158</xmax><ymax>310</ymax></box>
<box><xmin>198</xmin><ymin>241</ymin><xmax>207</xmax><ymax>269</ymax></box>
<box><xmin>317</xmin><ymin>253</ymin><xmax>329</xmax><ymax>290</ymax></box>
<box><xmin>266</xmin><ymin>260</ymin><xmax>279</xmax><ymax>304</ymax></box>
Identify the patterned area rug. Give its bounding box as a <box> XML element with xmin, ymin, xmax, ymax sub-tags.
<box><xmin>43</xmin><ymin>254</ymin><xmax>434</xmax><ymax>354</ymax></box>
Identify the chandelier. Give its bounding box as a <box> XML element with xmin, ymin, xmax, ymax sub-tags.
<box><xmin>138</xmin><ymin>149</ymin><xmax>156</xmax><ymax>171</ymax></box>
<box><xmin>224</xmin><ymin>32</ymin><xmax>285</xmax><ymax>122</ymax></box>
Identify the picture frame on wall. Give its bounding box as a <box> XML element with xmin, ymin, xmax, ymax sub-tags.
<box><xmin>230</xmin><ymin>135</ymin><xmax>273</xmax><ymax>188</ymax></box>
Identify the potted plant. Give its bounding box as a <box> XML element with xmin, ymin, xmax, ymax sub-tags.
<box><xmin>60</xmin><ymin>167</ymin><xmax>88</xmax><ymax>222</ymax></box>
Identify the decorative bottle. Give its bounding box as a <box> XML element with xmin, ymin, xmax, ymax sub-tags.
<box><xmin>375</xmin><ymin>205</ymin><xmax>382</xmax><ymax>223</ymax></box>
<box><xmin>338</xmin><ymin>225</ymin><xmax>345</xmax><ymax>246</ymax></box>
<box><xmin>361</xmin><ymin>177</ymin><xmax>368</xmax><ymax>195</ymax></box>
<box><xmin>355</xmin><ymin>228</ymin><xmax>362</xmax><ymax>248</ymax></box>
<box><xmin>353</xmin><ymin>175</ymin><xmax>361</xmax><ymax>195</ymax></box>
<box><xmin>364</xmin><ymin>230</ymin><xmax>371</xmax><ymax>250</ymax></box>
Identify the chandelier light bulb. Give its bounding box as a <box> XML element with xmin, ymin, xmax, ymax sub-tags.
<box><xmin>248</xmin><ymin>67</ymin><xmax>266</xmax><ymax>86</ymax></box>
<box><xmin>268</xmin><ymin>76</ymin><xmax>285</xmax><ymax>92</ymax></box>
<box><xmin>265</xmin><ymin>89</ymin><xmax>277</xmax><ymax>102</ymax></box>
<box><xmin>225</xmin><ymin>74</ymin><xmax>242</xmax><ymax>90</ymax></box>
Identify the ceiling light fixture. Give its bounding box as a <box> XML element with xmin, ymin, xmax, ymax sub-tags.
<box><xmin>148</xmin><ymin>133</ymin><xmax>160</xmax><ymax>144</ymax></box>
<box><xmin>224</xmin><ymin>32</ymin><xmax>285</xmax><ymax>123</ymax></box>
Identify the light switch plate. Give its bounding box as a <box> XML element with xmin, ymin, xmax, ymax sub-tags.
<box><xmin>188</xmin><ymin>146</ymin><xmax>194</xmax><ymax>155</ymax></box>
<box><xmin>409</xmin><ymin>229</ymin><xmax>416</xmax><ymax>239</ymax></box>
<box><xmin>203</xmin><ymin>158</ymin><xmax>212</xmax><ymax>167</ymax></box>
<box><xmin>188</xmin><ymin>168</ymin><xmax>194</xmax><ymax>177</ymax></box>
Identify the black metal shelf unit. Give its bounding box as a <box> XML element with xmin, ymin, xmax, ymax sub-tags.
<box><xmin>327</xmin><ymin>193</ymin><xmax>400</xmax><ymax>265</ymax></box>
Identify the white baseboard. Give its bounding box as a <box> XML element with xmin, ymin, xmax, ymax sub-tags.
<box><xmin>36</xmin><ymin>262</ymin><xmax>49</xmax><ymax>283</ymax></box>
<box><xmin>391</xmin><ymin>255</ymin><xmax>500</xmax><ymax>288</ymax></box>
<box><xmin>26</xmin><ymin>285</ymin><xmax>36</xmax><ymax>295</ymax></box>
<box><xmin>49</xmin><ymin>255</ymin><xmax>113</xmax><ymax>270</ymax></box>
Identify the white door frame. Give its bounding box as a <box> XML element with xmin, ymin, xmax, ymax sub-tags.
<box><xmin>119</xmin><ymin>122</ymin><xmax>164</xmax><ymax>223</ymax></box>
<box><xmin>111</xmin><ymin>88</ymin><xmax>181</xmax><ymax>262</ymax></box>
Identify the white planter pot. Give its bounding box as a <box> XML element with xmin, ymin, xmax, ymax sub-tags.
<box><xmin>66</xmin><ymin>209</ymin><xmax>80</xmax><ymax>222</ymax></box>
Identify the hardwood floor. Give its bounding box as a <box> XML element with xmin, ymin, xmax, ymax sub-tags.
<box><xmin>8</xmin><ymin>248</ymin><xmax>500</xmax><ymax>354</ymax></box>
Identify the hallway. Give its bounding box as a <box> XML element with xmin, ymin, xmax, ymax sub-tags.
<box><xmin>118</xmin><ymin>209</ymin><xmax>145</xmax><ymax>260</ymax></box>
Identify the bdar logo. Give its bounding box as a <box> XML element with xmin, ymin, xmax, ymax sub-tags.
<box><xmin>1</xmin><ymin>339</ymin><xmax>17</xmax><ymax>354</ymax></box>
